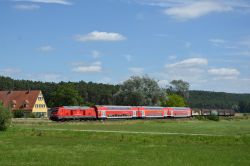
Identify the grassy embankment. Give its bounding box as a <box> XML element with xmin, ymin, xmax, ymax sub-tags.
<box><xmin>0</xmin><ymin>117</ymin><xmax>249</xmax><ymax>166</ymax></box>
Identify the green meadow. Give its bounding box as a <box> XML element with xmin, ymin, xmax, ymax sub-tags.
<box><xmin>0</xmin><ymin>118</ymin><xmax>250</xmax><ymax>166</ymax></box>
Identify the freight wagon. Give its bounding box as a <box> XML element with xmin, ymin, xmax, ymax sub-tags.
<box><xmin>191</xmin><ymin>108</ymin><xmax>235</xmax><ymax>116</ymax></box>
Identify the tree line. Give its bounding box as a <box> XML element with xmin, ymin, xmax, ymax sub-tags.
<box><xmin>0</xmin><ymin>76</ymin><xmax>250</xmax><ymax>113</ymax></box>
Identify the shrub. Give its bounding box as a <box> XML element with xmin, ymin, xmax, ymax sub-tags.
<box><xmin>0</xmin><ymin>105</ymin><xmax>12</xmax><ymax>131</ymax></box>
<box><xmin>207</xmin><ymin>115</ymin><xmax>220</xmax><ymax>121</ymax></box>
<box><xmin>28</xmin><ymin>113</ymin><xmax>36</xmax><ymax>118</ymax></box>
<box><xmin>195</xmin><ymin>115</ymin><xmax>206</xmax><ymax>120</ymax></box>
<box><xmin>194</xmin><ymin>115</ymin><xmax>220</xmax><ymax>121</ymax></box>
<box><xmin>13</xmin><ymin>110</ymin><xmax>25</xmax><ymax>118</ymax></box>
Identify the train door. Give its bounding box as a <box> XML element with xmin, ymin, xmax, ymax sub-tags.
<box><xmin>101</xmin><ymin>110</ymin><xmax>106</xmax><ymax>119</ymax></box>
<box><xmin>164</xmin><ymin>110</ymin><xmax>168</xmax><ymax>118</ymax></box>
<box><xmin>132</xmin><ymin>110</ymin><xmax>137</xmax><ymax>118</ymax></box>
<box><xmin>141</xmin><ymin>110</ymin><xmax>145</xmax><ymax>118</ymax></box>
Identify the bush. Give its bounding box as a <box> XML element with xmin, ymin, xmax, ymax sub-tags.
<box><xmin>194</xmin><ymin>115</ymin><xmax>220</xmax><ymax>121</ymax></box>
<box><xmin>195</xmin><ymin>115</ymin><xmax>206</xmax><ymax>120</ymax></box>
<box><xmin>207</xmin><ymin>115</ymin><xmax>220</xmax><ymax>121</ymax></box>
<box><xmin>28</xmin><ymin>113</ymin><xmax>36</xmax><ymax>118</ymax></box>
<box><xmin>13</xmin><ymin>110</ymin><xmax>25</xmax><ymax>118</ymax></box>
<box><xmin>0</xmin><ymin>105</ymin><xmax>12</xmax><ymax>131</ymax></box>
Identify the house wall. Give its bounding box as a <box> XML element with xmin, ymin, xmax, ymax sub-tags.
<box><xmin>32</xmin><ymin>92</ymin><xmax>48</xmax><ymax>117</ymax></box>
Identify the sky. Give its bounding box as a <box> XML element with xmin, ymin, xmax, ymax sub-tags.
<box><xmin>0</xmin><ymin>0</ymin><xmax>250</xmax><ymax>93</ymax></box>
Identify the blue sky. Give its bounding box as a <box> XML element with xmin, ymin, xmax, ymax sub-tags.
<box><xmin>0</xmin><ymin>0</ymin><xmax>250</xmax><ymax>93</ymax></box>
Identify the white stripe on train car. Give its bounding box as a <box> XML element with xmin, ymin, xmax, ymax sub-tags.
<box><xmin>173</xmin><ymin>115</ymin><xmax>189</xmax><ymax>117</ymax></box>
<box><xmin>164</xmin><ymin>110</ymin><xmax>168</xmax><ymax>117</ymax></box>
<box><xmin>141</xmin><ymin>110</ymin><xmax>145</xmax><ymax>117</ymax></box>
<box><xmin>144</xmin><ymin>116</ymin><xmax>164</xmax><ymax>118</ymax></box>
<box><xmin>106</xmin><ymin>116</ymin><xmax>133</xmax><ymax>119</ymax></box>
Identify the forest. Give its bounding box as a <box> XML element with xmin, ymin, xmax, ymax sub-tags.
<box><xmin>0</xmin><ymin>76</ymin><xmax>249</xmax><ymax>112</ymax></box>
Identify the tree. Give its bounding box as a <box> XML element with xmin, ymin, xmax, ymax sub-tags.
<box><xmin>0</xmin><ymin>103</ymin><xmax>12</xmax><ymax>131</ymax></box>
<box><xmin>114</xmin><ymin>76</ymin><xmax>165</xmax><ymax>106</ymax></box>
<box><xmin>168</xmin><ymin>80</ymin><xmax>190</xmax><ymax>98</ymax></box>
<box><xmin>161</xmin><ymin>94</ymin><xmax>186</xmax><ymax>107</ymax></box>
<box><xmin>50</xmin><ymin>84</ymin><xmax>83</xmax><ymax>107</ymax></box>
<box><xmin>238</xmin><ymin>101</ymin><xmax>250</xmax><ymax>113</ymax></box>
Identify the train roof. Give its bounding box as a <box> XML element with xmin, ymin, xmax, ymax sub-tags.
<box><xmin>63</xmin><ymin>106</ymin><xmax>90</xmax><ymax>110</ymax></box>
<box><xmin>97</xmin><ymin>105</ymin><xmax>132</xmax><ymax>109</ymax></box>
<box><xmin>169</xmin><ymin>107</ymin><xmax>190</xmax><ymax>110</ymax></box>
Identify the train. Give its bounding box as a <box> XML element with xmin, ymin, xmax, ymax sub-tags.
<box><xmin>49</xmin><ymin>106</ymin><xmax>192</xmax><ymax>121</ymax></box>
<box><xmin>192</xmin><ymin>108</ymin><xmax>235</xmax><ymax>116</ymax></box>
<box><xmin>49</xmin><ymin>106</ymin><xmax>235</xmax><ymax>121</ymax></box>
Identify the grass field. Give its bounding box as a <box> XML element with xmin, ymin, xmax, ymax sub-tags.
<box><xmin>0</xmin><ymin>118</ymin><xmax>250</xmax><ymax>166</ymax></box>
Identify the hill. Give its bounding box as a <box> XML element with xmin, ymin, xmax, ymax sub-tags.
<box><xmin>0</xmin><ymin>76</ymin><xmax>249</xmax><ymax>110</ymax></box>
<box><xmin>188</xmin><ymin>90</ymin><xmax>250</xmax><ymax>109</ymax></box>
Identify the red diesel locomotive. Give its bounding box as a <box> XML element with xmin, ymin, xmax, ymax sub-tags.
<box><xmin>49</xmin><ymin>105</ymin><xmax>192</xmax><ymax>121</ymax></box>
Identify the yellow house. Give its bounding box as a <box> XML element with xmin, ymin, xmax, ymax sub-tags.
<box><xmin>0</xmin><ymin>90</ymin><xmax>48</xmax><ymax>118</ymax></box>
<box><xmin>32</xmin><ymin>91</ymin><xmax>48</xmax><ymax>117</ymax></box>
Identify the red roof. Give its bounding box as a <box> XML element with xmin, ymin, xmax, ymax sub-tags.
<box><xmin>0</xmin><ymin>90</ymin><xmax>41</xmax><ymax>111</ymax></box>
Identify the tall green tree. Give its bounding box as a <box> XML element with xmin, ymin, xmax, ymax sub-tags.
<box><xmin>50</xmin><ymin>84</ymin><xmax>83</xmax><ymax>107</ymax></box>
<box><xmin>114</xmin><ymin>76</ymin><xmax>165</xmax><ymax>106</ymax></box>
<box><xmin>168</xmin><ymin>80</ymin><xmax>190</xmax><ymax>98</ymax></box>
<box><xmin>161</xmin><ymin>94</ymin><xmax>186</xmax><ymax>107</ymax></box>
<box><xmin>238</xmin><ymin>101</ymin><xmax>250</xmax><ymax>113</ymax></box>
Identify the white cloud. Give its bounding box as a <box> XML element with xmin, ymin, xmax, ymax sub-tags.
<box><xmin>238</xmin><ymin>51</ymin><xmax>250</xmax><ymax>56</ymax></box>
<box><xmin>14</xmin><ymin>4</ymin><xmax>40</xmax><ymax>10</ymax></box>
<box><xmin>209</xmin><ymin>38</ymin><xmax>227</xmax><ymax>46</ymax></box>
<box><xmin>91</xmin><ymin>50</ymin><xmax>101</xmax><ymax>58</ymax></box>
<box><xmin>158</xmin><ymin>79</ymin><xmax>169</xmax><ymax>87</ymax></box>
<box><xmin>129</xmin><ymin>67</ymin><xmax>144</xmax><ymax>75</ymax></box>
<box><xmin>37</xmin><ymin>45</ymin><xmax>54</xmax><ymax>52</ymax></box>
<box><xmin>239</xmin><ymin>38</ymin><xmax>250</xmax><ymax>47</ymax></box>
<box><xmin>165</xmin><ymin>58</ymin><xmax>208</xmax><ymax>68</ymax></box>
<box><xmin>97</xmin><ymin>77</ymin><xmax>112</xmax><ymax>84</ymax></box>
<box><xmin>208</xmin><ymin>68</ymin><xmax>240</xmax><ymax>79</ymax></box>
<box><xmin>228</xmin><ymin>51</ymin><xmax>250</xmax><ymax>56</ymax></box>
<box><xmin>163</xmin><ymin>58</ymin><xmax>208</xmax><ymax>86</ymax></box>
<box><xmin>0</xmin><ymin>68</ymin><xmax>22</xmax><ymax>77</ymax></box>
<box><xmin>136</xmin><ymin>0</ymin><xmax>250</xmax><ymax>21</ymax></box>
<box><xmin>72</xmin><ymin>61</ymin><xmax>102</xmax><ymax>73</ymax></box>
<box><xmin>0</xmin><ymin>68</ymin><xmax>65</xmax><ymax>82</ymax></box>
<box><xmin>13</xmin><ymin>0</ymin><xmax>72</xmax><ymax>5</ymax></box>
<box><xmin>210</xmin><ymin>37</ymin><xmax>250</xmax><ymax>49</ymax></box>
<box><xmin>34</xmin><ymin>73</ymin><xmax>63</xmax><ymax>82</ymax></box>
<box><xmin>168</xmin><ymin>55</ymin><xmax>177</xmax><ymax>60</ymax></box>
<box><xmin>74</xmin><ymin>31</ymin><xmax>126</xmax><ymax>42</ymax></box>
<box><xmin>164</xmin><ymin>1</ymin><xmax>232</xmax><ymax>20</ymax></box>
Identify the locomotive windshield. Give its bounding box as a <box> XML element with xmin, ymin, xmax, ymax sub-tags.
<box><xmin>50</xmin><ymin>108</ymin><xmax>58</xmax><ymax>113</ymax></box>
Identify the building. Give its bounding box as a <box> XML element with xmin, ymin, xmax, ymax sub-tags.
<box><xmin>0</xmin><ymin>90</ymin><xmax>48</xmax><ymax>117</ymax></box>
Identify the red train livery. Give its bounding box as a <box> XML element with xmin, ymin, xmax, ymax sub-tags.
<box><xmin>50</xmin><ymin>106</ymin><xmax>96</xmax><ymax>121</ymax></box>
<box><xmin>49</xmin><ymin>105</ymin><xmax>192</xmax><ymax>121</ymax></box>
